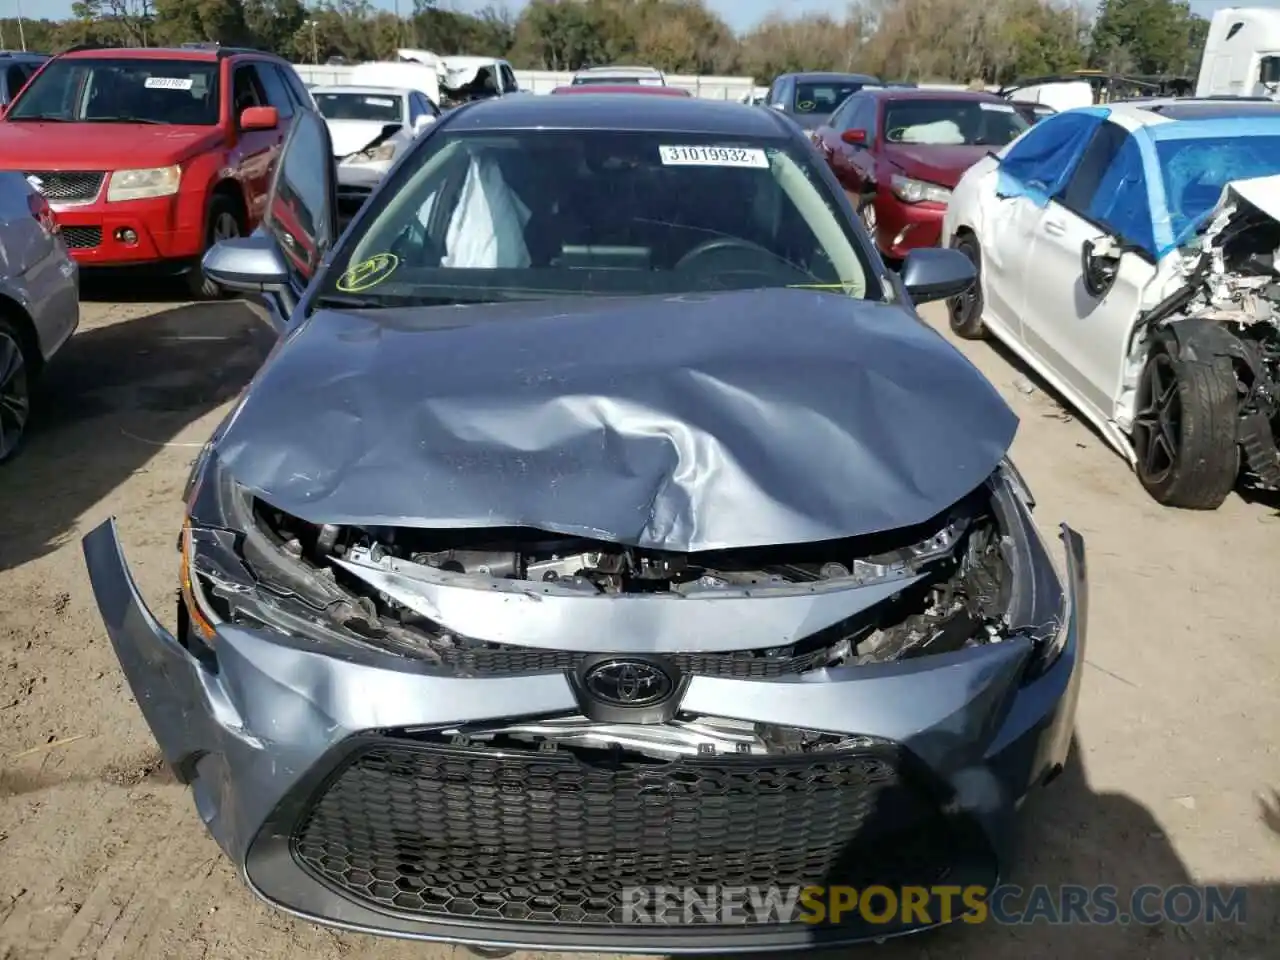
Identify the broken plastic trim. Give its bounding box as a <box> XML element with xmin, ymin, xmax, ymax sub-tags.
<box><xmin>180</xmin><ymin>453</ymin><xmax>1070</xmax><ymax>679</ymax></box>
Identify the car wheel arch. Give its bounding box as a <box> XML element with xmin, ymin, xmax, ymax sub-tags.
<box><xmin>208</xmin><ymin>179</ymin><xmax>249</xmax><ymax>234</ymax></box>
<box><xmin>0</xmin><ymin>292</ymin><xmax>42</xmax><ymax>375</ymax></box>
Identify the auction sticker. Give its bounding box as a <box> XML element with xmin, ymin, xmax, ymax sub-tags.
<box><xmin>979</xmin><ymin>102</ymin><xmax>1016</xmax><ymax>113</ymax></box>
<box><xmin>145</xmin><ymin>77</ymin><xmax>194</xmax><ymax>90</ymax></box>
<box><xmin>337</xmin><ymin>252</ymin><xmax>399</xmax><ymax>292</ymax></box>
<box><xmin>658</xmin><ymin>145</ymin><xmax>769</xmax><ymax>168</ymax></box>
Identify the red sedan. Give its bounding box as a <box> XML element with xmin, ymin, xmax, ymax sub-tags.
<box><xmin>550</xmin><ymin>84</ymin><xmax>691</xmax><ymax>96</ymax></box>
<box><xmin>811</xmin><ymin>89</ymin><xmax>1035</xmax><ymax>259</ymax></box>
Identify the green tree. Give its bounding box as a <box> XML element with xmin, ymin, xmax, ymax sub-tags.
<box><xmin>242</xmin><ymin>0</ymin><xmax>308</xmax><ymax>56</ymax></box>
<box><xmin>70</xmin><ymin>0</ymin><xmax>155</xmax><ymax>46</ymax></box>
<box><xmin>1091</xmin><ymin>0</ymin><xmax>1203</xmax><ymax>75</ymax></box>
<box><xmin>152</xmin><ymin>0</ymin><xmax>249</xmax><ymax>47</ymax></box>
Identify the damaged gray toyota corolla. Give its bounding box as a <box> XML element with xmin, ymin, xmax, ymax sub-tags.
<box><xmin>83</xmin><ymin>97</ymin><xmax>1087</xmax><ymax>954</ymax></box>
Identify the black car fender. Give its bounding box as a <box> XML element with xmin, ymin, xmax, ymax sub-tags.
<box><xmin>1158</xmin><ymin>316</ymin><xmax>1264</xmax><ymax>379</ymax></box>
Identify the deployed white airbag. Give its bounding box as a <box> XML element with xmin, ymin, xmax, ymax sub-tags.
<box><xmin>897</xmin><ymin>120</ymin><xmax>966</xmax><ymax>145</ymax></box>
<box><xmin>441</xmin><ymin>155</ymin><xmax>532</xmax><ymax>269</ymax></box>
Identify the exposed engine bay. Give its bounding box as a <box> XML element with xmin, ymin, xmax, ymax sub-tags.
<box><xmin>228</xmin><ymin>483</ymin><xmax>1013</xmax><ymax>674</ymax></box>
<box><xmin>175</xmin><ymin>471</ymin><xmax>1037</xmax><ymax>761</ymax></box>
<box><xmin>1138</xmin><ymin>190</ymin><xmax>1280</xmax><ymax>486</ymax></box>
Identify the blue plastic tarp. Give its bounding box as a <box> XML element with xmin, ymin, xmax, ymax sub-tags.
<box><xmin>994</xmin><ymin>107</ymin><xmax>1109</xmax><ymax>207</ymax></box>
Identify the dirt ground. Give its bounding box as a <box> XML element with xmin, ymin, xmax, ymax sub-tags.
<box><xmin>0</xmin><ymin>287</ymin><xmax>1277</xmax><ymax>960</ymax></box>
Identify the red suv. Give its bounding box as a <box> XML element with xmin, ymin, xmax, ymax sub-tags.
<box><xmin>811</xmin><ymin>88</ymin><xmax>1036</xmax><ymax>259</ymax></box>
<box><xmin>0</xmin><ymin>45</ymin><xmax>315</xmax><ymax>297</ymax></box>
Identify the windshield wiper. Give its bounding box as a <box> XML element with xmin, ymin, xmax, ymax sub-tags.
<box><xmin>86</xmin><ymin>116</ymin><xmax>165</xmax><ymax>124</ymax></box>
<box><xmin>8</xmin><ymin>114</ymin><xmax>69</xmax><ymax>122</ymax></box>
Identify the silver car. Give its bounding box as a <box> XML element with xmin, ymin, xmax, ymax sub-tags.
<box><xmin>0</xmin><ymin>171</ymin><xmax>79</xmax><ymax>462</ymax></box>
<box><xmin>84</xmin><ymin>101</ymin><xmax>1087</xmax><ymax>954</ymax></box>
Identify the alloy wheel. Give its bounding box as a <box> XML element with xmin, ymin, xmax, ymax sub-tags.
<box><xmin>1132</xmin><ymin>352</ymin><xmax>1181</xmax><ymax>483</ymax></box>
<box><xmin>948</xmin><ymin>247</ymin><xmax>980</xmax><ymax>321</ymax></box>
<box><xmin>212</xmin><ymin>211</ymin><xmax>241</xmax><ymax>242</ymax></box>
<box><xmin>860</xmin><ymin>201</ymin><xmax>877</xmax><ymax>235</ymax></box>
<box><xmin>0</xmin><ymin>330</ymin><xmax>30</xmax><ymax>461</ymax></box>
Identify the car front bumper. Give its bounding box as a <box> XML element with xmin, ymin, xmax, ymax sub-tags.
<box><xmin>336</xmin><ymin>161</ymin><xmax>389</xmax><ymax>211</ymax></box>
<box><xmin>51</xmin><ymin>194</ymin><xmax>205</xmax><ymax>268</ymax></box>
<box><xmin>83</xmin><ymin>516</ymin><xmax>1088</xmax><ymax>953</ymax></box>
<box><xmin>870</xmin><ymin>194</ymin><xmax>947</xmax><ymax>259</ymax></box>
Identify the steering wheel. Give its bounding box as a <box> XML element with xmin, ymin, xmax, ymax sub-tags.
<box><xmin>674</xmin><ymin>236</ymin><xmax>784</xmax><ymax>272</ymax></box>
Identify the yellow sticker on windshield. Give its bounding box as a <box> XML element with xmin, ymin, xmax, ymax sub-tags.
<box><xmin>337</xmin><ymin>253</ymin><xmax>399</xmax><ymax>292</ymax></box>
<box><xmin>796</xmin><ymin>100</ymin><xmax>815</xmax><ymax>112</ymax></box>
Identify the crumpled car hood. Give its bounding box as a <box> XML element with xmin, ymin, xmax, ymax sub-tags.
<box><xmin>1200</xmin><ymin>173</ymin><xmax>1280</xmax><ymax>245</ymax></box>
<box><xmin>213</xmin><ymin>288</ymin><xmax>1017</xmax><ymax>551</ymax></box>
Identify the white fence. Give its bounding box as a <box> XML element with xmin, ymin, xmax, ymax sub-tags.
<box><xmin>291</xmin><ymin>62</ymin><xmax>759</xmax><ymax>100</ymax></box>
<box><xmin>291</xmin><ymin>62</ymin><xmax>977</xmax><ymax>100</ymax></box>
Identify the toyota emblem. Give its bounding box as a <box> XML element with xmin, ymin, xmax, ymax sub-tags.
<box><xmin>583</xmin><ymin>659</ymin><xmax>674</xmax><ymax>707</ymax></box>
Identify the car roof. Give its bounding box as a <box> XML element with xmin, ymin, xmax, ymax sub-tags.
<box><xmin>313</xmin><ymin>85</ymin><xmax>412</xmax><ymax>98</ymax></box>
<box><xmin>57</xmin><ymin>45</ymin><xmax>274</xmax><ymax>62</ymax></box>
<box><xmin>1108</xmin><ymin>97</ymin><xmax>1280</xmax><ymax>123</ymax></box>
<box><xmin>445</xmin><ymin>94</ymin><xmax>794</xmax><ymax>137</ymax></box>
<box><xmin>551</xmin><ymin>84</ymin><xmax>689</xmax><ymax>96</ymax></box>
<box><xmin>575</xmin><ymin>65</ymin><xmax>663</xmax><ymax>76</ymax></box>
<box><xmin>782</xmin><ymin>72</ymin><xmax>880</xmax><ymax>84</ymax></box>
<box><xmin>864</xmin><ymin>88</ymin><xmax>1004</xmax><ymax>103</ymax></box>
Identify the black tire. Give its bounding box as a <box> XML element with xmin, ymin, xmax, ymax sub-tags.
<box><xmin>0</xmin><ymin>316</ymin><xmax>34</xmax><ymax>465</ymax></box>
<box><xmin>947</xmin><ymin>232</ymin><xmax>986</xmax><ymax>340</ymax></box>
<box><xmin>1132</xmin><ymin>333</ymin><xmax>1240</xmax><ymax>509</ymax></box>
<box><xmin>187</xmin><ymin>194</ymin><xmax>244</xmax><ymax>300</ymax></box>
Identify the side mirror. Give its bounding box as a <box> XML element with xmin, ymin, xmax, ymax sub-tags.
<box><xmin>240</xmin><ymin>105</ymin><xmax>279</xmax><ymax>131</ymax></box>
<box><xmin>413</xmin><ymin>114</ymin><xmax>432</xmax><ymax>133</ymax></box>
<box><xmin>1081</xmin><ymin>236</ymin><xmax>1121</xmax><ymax>298</ymax></box>
<box><xmin>899</xmin><ymin>247</ymin><xmax>977</xmax><ymax>304</ymax></box>
<box><xmin>841</xmin><ymin>129</ymin><xmax>867</xmax><ymax>146</ymax></box>
<box><xmin>201</xmin><ymin>233</ymin><xmax>289</xmax><ymax>293</ymax></box>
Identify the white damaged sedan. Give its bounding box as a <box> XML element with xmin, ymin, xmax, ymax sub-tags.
<box><xmin>942</xmin><ymin>98</ymin><xmax>1280</xmax><ymax>509</ymax></box>
<box><xmin>313</xmin><ymin>85</ymin><xmax>440</xmax><ymax>215</ymax></box>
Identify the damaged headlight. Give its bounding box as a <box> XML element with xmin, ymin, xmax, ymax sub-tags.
<box><xmin>345</xmin><ymin>142</ymin><xmax>397</xmax><ymax>165</ymax></box>
<box><xmin>179</xmin><ymin>452</ymin><xmax>408</xmax><ymax>659</ymax></box>
<box><xmin>891</xmin><ymin>174</ymin><xmax>951</xmax><ymax>205</ymax></box>
<box><xmin>990</xmin><ymin>460</ymin><xmax>1074</xmax><ymax>681</ymax></box>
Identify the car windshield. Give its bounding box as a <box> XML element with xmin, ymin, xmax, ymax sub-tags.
<box><xmin>882</xmin><ymin>99</ymin><xmax>1030</xmax><ymax>146</ymax></box>
<box><xmin>1158</xmin><ymin>135</ymin><xmax>1280</xmax><ymax>243</ymax></box>
<box><xmin>316</xmin><ymin>91</ymin><xmax>403</xmax><ymax>123</ymax></box>
<box><xmin>793</xmin><ymin>81</ymin><xmax>871</xmax><ymax>115</ymax></box>
<box><xmin>318</xmin><ymin>129</ymin><xmax>876</xmax><ymax>307</ymax></box>
<box><xmin>6</xmin><ymin>58</ymin><xmax>219</xmax><ymax>125</ymax></box>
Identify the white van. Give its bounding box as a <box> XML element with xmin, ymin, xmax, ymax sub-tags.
<box><xmin>1195</xmin><ymin>7</ymin><xmax>1280</xmax><ymax>98</ymax></box>
<box><xmin>350</xmin><ymin>61</ymin><xmax>442</xmax><ymax>106</ymax></box>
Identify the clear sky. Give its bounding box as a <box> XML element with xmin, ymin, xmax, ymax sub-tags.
<box><xmin>13</xmin><ymin>0</ymin><xmax>1255</xmax><ymax>34</ymax></box>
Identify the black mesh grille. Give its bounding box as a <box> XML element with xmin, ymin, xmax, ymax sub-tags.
<box><xmin>60</xmin><ymin>226</ymin><xmax>101</xmax><ymax>249</ymax></box>
<box><xmin>439</xmin><ymin>645</ymin><xmax>831</xmax><ymax>678</ymax></box>
<box><xmin>290</xmin><ymin>738</ymin><xmax>959</xmax><ymax>927</ymax></box>
<box><xmin>24</xmin><ymin>171</ymin><xmax>104</xmax><ymax>203</ymax></box>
